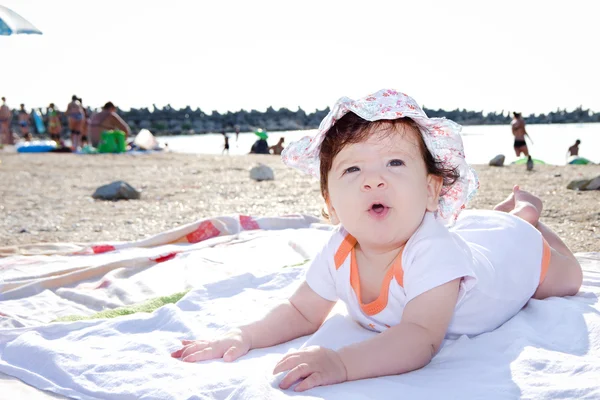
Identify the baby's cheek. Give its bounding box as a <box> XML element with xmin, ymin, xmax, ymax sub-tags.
<box><xmin>398</xmin><ymin>191</ymin><xmax>429</xmax><ymax>218</ymax></box>
<box><xmin>335</xmin><ymin>201</ymin><xmax>359</xmax><ymax>224</ymax></box>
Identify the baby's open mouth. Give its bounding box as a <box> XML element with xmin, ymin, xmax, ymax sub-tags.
<box><xmin>371</xmin><ymin>203</ymin><xmax>386</xmax><ymax>213</ymax></box>
<box><xmin>367</xmin><ymin>203</ymin><xmax>390</xmax><ymax>219</ymax></box>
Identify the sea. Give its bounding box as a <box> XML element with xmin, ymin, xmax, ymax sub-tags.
<box><xmin>161</xmin><ymin>122</ymin><xmax>600</xmax><ymax>166</ymax></box>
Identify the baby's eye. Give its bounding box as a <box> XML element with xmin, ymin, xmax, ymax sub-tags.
<box><xmin>388</xmin><ymin>159</ymin><xmax>405</xmax><ymax>167</ymax></box>
<box><xmin>344</xmin><ymin>166</ymin><xmax>360</xmax><ymax>174</ymax></box>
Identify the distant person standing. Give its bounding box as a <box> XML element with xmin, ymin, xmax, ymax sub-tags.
<box><xmin>47</xmin><ymin>103</ymin><xmax>63</xmax><ymax>144</ymax></box>
<box><xmin>88</xmin><ymin>102</ymin><xmax>131</xmax><ymax>147</ymax></box>
<box><xmin>79</xmin><ymin>98</ymin><xmax>90</xmax><ymax>144</ymax></box>
<box><xmin>567</xmin><ymin>140</ymin><xmax>581</xmax><ymax>157</ymax></box>
<box><xmin>511</xmin><ymin>112</ymin><xmax>534</xmax><ymax>170</ymax></box>
<box><xmin>66</xmin><ymin>95</ymin><xmax>85</xmax><ymax>150</ymax></box>
<box><xmin>235</xmin><ymin>126</ymin><xmax>240</xmax><ymax>142</ymax></box>
<box><xmin>222</xmin><ymin>132</ymin><xmax>230</xmax><ymax>154</ymax></box>
<box><xmin>18</xmin><ymin>104</ymin><xmax>32</xmax><ymax>141</ymax></box>
<box><xmin>0</xmin><ymin>97</ymin><xmax>13</xmax><ymax>145</ymax></box>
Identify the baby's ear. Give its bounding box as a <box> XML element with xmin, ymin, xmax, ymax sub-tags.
<box><xmin>426</xmin><ymin>175</ymin><xmax>444</xmax><ymax>212</ymax></box>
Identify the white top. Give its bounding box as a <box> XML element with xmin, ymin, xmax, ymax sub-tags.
<box><xmin>306</xmin><ymin>210</ymin><xmax>550</xmax><ymax>338</ymax></box>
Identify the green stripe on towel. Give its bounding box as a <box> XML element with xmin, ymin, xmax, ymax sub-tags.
<box><xmin>53</xmin><ymin>291</ymin><xmax>189</xmax><ymax>322</ymax></box>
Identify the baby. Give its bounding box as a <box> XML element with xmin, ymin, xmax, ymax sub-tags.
<box><xmin>171</xmin><ymin>89</ymin><xmax>582</xmax><ymax>392</ymax></box>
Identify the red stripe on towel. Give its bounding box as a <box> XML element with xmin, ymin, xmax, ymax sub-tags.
<box><xmin>186</xmin><ymin>221</ymin><xmax>220</xmax><ymax>243</ymax></box>
<box><xmin>92</xmin><ymin>245</ymin><xmax>116</xmax><ymax>254</ymax></box>
<box><xmin>96</xmin><ymin>280</ymin><xmax>111</xmax><ymax>289</ymax></box>
<box><xmin>152</xmin><ymin>252</ymin><xmax>178</xmax><ymax>263</ymax></box>
<box><xmin>240</xmin><ymin>215</ymin><xmax>259</xmax><ymax>230</ymax></box>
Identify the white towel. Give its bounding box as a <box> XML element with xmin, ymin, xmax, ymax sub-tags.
<box><xmin>0</xmin><ymin>222</ymin><xmax>599</xmax><ymax>399</ymax></box>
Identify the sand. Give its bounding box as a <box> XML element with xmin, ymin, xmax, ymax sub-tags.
<box><xmin>1</xmin><ymin>152</ymin><xmax>599</xmax><ymax>252</ymax></box>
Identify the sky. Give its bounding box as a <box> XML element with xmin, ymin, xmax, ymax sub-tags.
<box><xmin>1</xmin><ymin>0</ymin><xmax>599</xmax><ymax>115</ymax></box>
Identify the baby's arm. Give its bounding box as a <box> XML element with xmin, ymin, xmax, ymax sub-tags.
<box><xmin>338</xmin><ymin>278</ymin><xmax>461</xmax><ymax>380</ymax></box>
<box><xmin>172</xmin><ymin>281</ymin><xmax>336</xmax><ymax>362</ymax></box>
<box><xmin>242</xmin><ymin>282</ymin><xmax>336</xmax><ymax>349</ymax></box>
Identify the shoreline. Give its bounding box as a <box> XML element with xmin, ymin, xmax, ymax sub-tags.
<box><xmin>1</xmin><ymin>152</ymin><xmax>599</xmax><ymax>252</ymax></box>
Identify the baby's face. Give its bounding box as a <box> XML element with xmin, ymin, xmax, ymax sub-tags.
<box><xmin>326</xmin><ymin>124</ymin><xmax>442</xmax><ymax>251</ymax></box>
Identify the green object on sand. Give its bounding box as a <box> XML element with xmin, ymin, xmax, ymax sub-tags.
<box><xmin>253</xmin><ymin>129</ymin><xmax>268</xmax><ymax>140</ymax></box>
<box><xmin>53</xmin><ymin>290</ymin><xmax>189</xmax><ymax>322</ymax></box>
<box><xmin>513</xmin><ymin>157</ymin><xmax>546</xmax><ymax>165</ymax></box>
<box><xmin>98</xmin><ymin>130</ymin><xmax>127</xmax><ymax>153</ymax></box>
<box><xmin>568</xmin><ymin>156</ymin><xmax>593</xmax><ymax>165</ymax></box>
<box><xmin>81</xmin><ymin>145</ymin><xmax>98</xmax><ymax>154</ymax></box>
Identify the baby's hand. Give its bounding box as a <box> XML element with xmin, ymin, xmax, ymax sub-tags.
<box><xmin>273</xmin><ymin>346</ymin><xmax>348</xmax><ymax>392</ymax></box>
<box><xmin>170</xmin><ymin>328</ymin><xmax>251</xmax><ymax>363</ymax></box>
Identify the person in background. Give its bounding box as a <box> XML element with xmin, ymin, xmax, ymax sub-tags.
<box><xmin>249</xmin><ymin>137</ymin><xmax>270</xmax><ymax>154</ymax></box>
<box><xmin>66</xmin><ymin>95</ymin><xmax>85</xmax><ymax>150</ymax></box>
<box><xmin>0</xmin><ymin>97</ymin><xmax>13</xmax><ymax>145</ymax></box>
<box><xmin>80</xmin><ymin>98</ymin><xmax>90</xmax><ymax>145</ymax></box>
<box><xmin>511</xmin><ymin>112</ymin><xmax>534</xmax><ymax>171</ymax></box>
<box><xmin>567</xmin><ymin>140</ymin><xmax>581</xmax><ymax>157</ymax></box>
<box><xmin>222</xmin><ymin>132</ymin><xmax>230</xmax><ymax>155</ymax></box>
<box><xmin>47</xmin><ymin>103</ymin><xmax>63</xmax><ymax>144</ymax></box>
<box><xmin>18</xmin><ymin>104</ymin><xmax>32</xmax><ymax>141</ymax></box>
<box><xmin>235</xmin><ymin>126</ymin><xmax>240</xmax><ymax>142</ymax></box>
<box><xmin>88</xmin><ymin>102</ymin><xmax>131</xmax><ymax>147</ymax></box>
<box><xmin>269</xmin><ymin>137</ymin><xmax>285</xmax><ymax>155</ymax></box>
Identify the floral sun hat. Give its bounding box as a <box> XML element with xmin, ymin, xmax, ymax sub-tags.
<box><xmin>281</xmin><ymin>89</ymin><xmax>479</xmax><ymax>225</ymax></box>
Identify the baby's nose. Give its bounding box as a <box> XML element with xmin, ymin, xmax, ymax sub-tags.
<box><xmin>362</xmin><ymin>179</ymin><xmax>386</xmax><ymax>191</ymax></box>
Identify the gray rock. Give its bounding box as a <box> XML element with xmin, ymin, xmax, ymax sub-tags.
<box><xmin>488</xmin><ymin>154</ymin><xmax>505</xmax><ymax>167</ymax></box>
<box><xmin>567</xmin><ymin>180</ymin><xmax>588</xmax><ymax>190</ymax></box>
<box><xmin>250</xmin><ymin>164</ymin><xmax>274</xmax><ymax>181</ymax></box>
<box><xmin>567</xmin><ymin>175</ymin><xmax>600</xmax><ymax>191</ymax></box>
<box><xmin>92</xmin><ymin>181</ymin><xmax>142</xmax><ymax>200</ymax></box>
<box><xmin>585</xmin><ymin>176</ymin><xmax>600</xmax><ymax>190</ymax></box>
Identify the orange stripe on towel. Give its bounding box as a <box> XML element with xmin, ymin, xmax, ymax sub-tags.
<box><xmin>539</xmin><ymin>238</ymin><xmax>551</xmax><ymax>284</ymax></box>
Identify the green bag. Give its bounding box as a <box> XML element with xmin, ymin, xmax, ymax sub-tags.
<box><xmin>98</xmin><ymin>130</ymin><xmax>127</xmax><ymax>153</ymax></box>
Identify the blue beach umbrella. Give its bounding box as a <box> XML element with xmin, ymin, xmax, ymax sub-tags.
<box><xmin>0</xmin><ymin>5</ymin><xmax>42</xmax><ymax>36</ymax></box>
